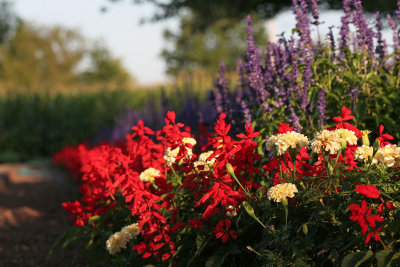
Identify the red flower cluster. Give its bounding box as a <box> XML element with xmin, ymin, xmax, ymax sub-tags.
<box><xmin>58</xmin><ymin>111</ymin><xmax>263</xmax><ymax>259</ymax></box>
<box><xmin>53</xmin><ymin>143</ymin><xmax>88</xmax><ymax>179</ymax></box>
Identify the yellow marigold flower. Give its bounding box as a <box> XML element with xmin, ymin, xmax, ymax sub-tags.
<box><xmin>310</xmin><ymin>129</ymin><xmax>341</xmax><ymax>155</ymax></box>
<box><xmin>267</xmin><ymin>183</ymin><xmax>298</xmax><ymax>202</ymax></box>
<box><xmin>354</xmin><ymin>145</ymin><xmax>373</xmax><ymax>163</ymax></box>
<box><xmin>373</xmin><ymin>144</ymin><xmax>400</xmax><ymax>167</ymax></box>
<box><xmin>139</xmin><ymin>168</ymin><xmax>161</xmax><ymax>183</ymax></box>
<box><xmin>334</xmin><ymin>128</ymin><xmax>358</xmax><ymax>145</ymax></box>
<box><xmin>106</xmin><ymin>230</ymin><xmax>132</xmax><ymax>255</ymax></box>
<box><xmin>266</xmin><ymin>131</ymin><xmax>309</xmax><ymax>155</ymax></box>
<box><xmin>121</xmin><ymin>223</ymin><xmax>140</xmax><ymax>237</ymax></box>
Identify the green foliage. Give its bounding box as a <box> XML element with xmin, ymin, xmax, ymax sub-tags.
<box><xmin>0</xmin><ymin>89</ymin><xmax>158</xmax><ymax>161</ymax></box>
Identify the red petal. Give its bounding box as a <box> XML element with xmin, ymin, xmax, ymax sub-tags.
<box><xmin>354</xmin><ymin>185</ymin><xmax>380</xmax><ymax>199</ymax></box>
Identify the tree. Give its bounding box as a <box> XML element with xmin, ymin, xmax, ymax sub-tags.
<box><xmin>0</xmin><ymin>20</ymin><xmax>134</xmax><ymax>91</ymax></box>
<box><xmin>79</xmin><ymin>43</ymin><xmax>133</xmax><ymax>87</ymax></box>
<box><xmin>0</xmin><ymin>0</ymin><xmax>17</xmax><ymax>44</ymax></box>
<box><xmin>0</xmin><ymin>21</ymin><xmax>86</xmax><ymax>90</ymax></box>
<box><xmin>161</xmin><ymin>15</ymin><xmax>268</xmax><ymax>75</ymax></box>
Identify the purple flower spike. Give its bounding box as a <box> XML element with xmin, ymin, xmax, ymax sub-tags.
<box><xmin>375</xmin><ymin>12</ymin><xmax>386</xmax><ymax>61</ymax></box>
<box><xmin>245</xmin><ymin>15</ymin><xmax>268</xmax><ymax>108</ymax></box>
<box><xmin>310</xmin><ymin>0</ymin><xmax>321</xmax><ymax>26</ymax></box>
<box><xmin>317</xmin><ymin>87</ymin><xmax>327</xmax><ymax>127</ymax></box>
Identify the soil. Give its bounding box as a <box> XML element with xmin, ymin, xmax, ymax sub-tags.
<box><xmin>0</xmin><ymin>162</ymin><xmax>84</xmax><ymax>267</ymax></box>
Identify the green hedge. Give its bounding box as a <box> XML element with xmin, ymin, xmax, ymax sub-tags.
<box><xmin>0</xmin><ymin>89</ymin><xmax>163</xmax><ymax>161</ymax></box>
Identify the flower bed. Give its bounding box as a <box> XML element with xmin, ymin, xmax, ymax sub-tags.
<box><xmin>55</xmin><ymin>107</ymin><xmax>400</xmax><ymax>266</ymax></box>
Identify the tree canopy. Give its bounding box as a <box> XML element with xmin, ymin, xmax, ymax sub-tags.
<box><xmin>0</xmin><ymin>0</ymin><xmax>17</xmax><ymax>44</ymax></box>
<box><xmin>0</xmin><ymin>19</ymin><xmax>134</xmax><ymax>91</ymax></box>
<box><xmin>161</xmin><ymin>15</ymin><xmax>268</xmax><ymax>75</ymax></box>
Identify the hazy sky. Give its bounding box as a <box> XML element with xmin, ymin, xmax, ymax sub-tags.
<box><xmin>13</xmin><ymin>0</ymin><xmax>179</xmax><ymax>85</ymax></box>
<box><xmin>12</xmin><ymin>1</ymin><xmax>393</xmax><ymax>85</ymax></box>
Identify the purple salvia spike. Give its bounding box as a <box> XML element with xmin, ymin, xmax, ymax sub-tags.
<box><xmin>219</xmin><ymin>61</ymin><xmax>229</xmax><ymax>107</ymax></box>
<box><xmin>293</xmin><ymin>0</ymin><xmax>312</xmax><ymax>48</ymax></box>
<box><xmin>327</xmin><ymin>26</ymin><xmax>336</xmax><ymax>51</ymax></box>
<box><xmin>396</xmin><ymin>0</ymin><xmax>400</xmax><ymax>21</ymax></box>
<box><xmin>387</xmin><ymin>15</ymin><xmax>400</xmax><ymax>55</ymax></box>
<box><xmin>264</xmin><ymin>44</ymin><xmax>276</xmax><ymax>97</ymax></box>
<box><xmin>241</xmin><ymin>100</ymin><xmax>252</xmax><ymax>125</ymax></box>
<box><xmin>317</xmin><ymin>87</ymin><xmax>327</xmax><ymax>127</ymax></box>
<box><xmin>310</xmin><ymin>0</ymin><xmax>321</xmax><ymax>26</ymax></box>
<box><xmin>353</xmin><ymin>0</ymin><xmax>374</xmax><ymax>59</ymax></box>
<box><xmin>245</xmin><ymin>15</ymin><xmax>269</xmax><ymax>108</ymax></box>
<box><xmin>236</xmin><ymin>59</ymin><xmax>249</xmax><ymax>95</ymax></box>
<box><xmin>339</xmin><ymin>0</ymin><xmax>351</xmax><ymax>57</ymax></box>
<box><xmin>374</xmin><ymin>12</ymin><xmax>386</xmax><ymax>61</ymax></box>
<box><xmin>288</xmin><ymin>102</ymin><xmax>302</xmax><ymax>132</ymax></box>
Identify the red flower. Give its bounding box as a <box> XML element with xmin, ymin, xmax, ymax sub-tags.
<box><xmin>376</xmin><ymin>125</ymin><xmax>394</xmax><ymax>147</ymax></box>
<box><xmin>348</xmin><ymin>200</ymin><xmax>384</xmax><ymax>235</ymax></box>
<box><xmin>354</xmin><ymin>185</ymin><xmax>380</xmax><ymax>199</ymax></box>
<box><xmin>365</xmin><ymin>227</ymin><xmax>382</xmax><ymax>244</ymax></box>
<box><xmin>333</xmin><ymin>106</ymin><xmax>363</xmax><ymax>137</ymax></box>
<box><xmin>333</xmin><ymin>106</ymin><xmax>354</xmax><ymax>123</ymax></box>
<box><xmin>276</xmin><ymin>122</ymin><xmax>293</xmax><ymax>134</ymax></box>
<box><xmin>385</xmin><ymin>202</ymin><xmax>394</xmax><ymax>210</ymax></box>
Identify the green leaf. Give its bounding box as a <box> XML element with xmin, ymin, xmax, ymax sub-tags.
<box><xmin>375</xmin><ymin>250</ymin><xmax>395</xmax><ymax>267</ymax></box>
<box><xmin>205</xmin><ymin>251</ymin><xmax>229</xmax><ymax>267</ymax></box>
<box><xmin>196</xmin><ymin>234</ymin><xmax>206</xmax><ymax>250</ymax></box>
<box><xmin>242</xmin><ymin>201</ymin><xmax>266</xmax><ymax>228</ymax></box>
<box><xmin>341</xmin><ymin>251</ymin><xmax>373</xmax><ymax>267</ymax></box>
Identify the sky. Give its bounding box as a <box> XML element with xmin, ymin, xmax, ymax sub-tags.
<box><xmin>13</xmin><ymin>0</ymin><xmax>179</xmax><ymax>85</ymax></box>
<box><xmin>12</xmin><ymin>1</ymin><xmax>393</xmax><ymax>85</ymax></box>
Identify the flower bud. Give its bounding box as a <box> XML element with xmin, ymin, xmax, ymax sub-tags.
<box><xmin>361</xmin><ymin>130</ymin><xmax>371</xmax><ymax>147</ymax></box>
<box><xmin>302</xmin><ymin>224</ymin><xmax>308</xmax><ymax>235</ymax></box>
<box><xmin>373</xmin><ymin>139</ymin><xmax>381</xmax><ymax>154</ymax></box>
<box><xmin>340</xmin><ymin>138</ymin><xmax>347</xmax><ymax>151</ymax></box>
<box><xmin>226</xmin><ymin>163</ymin><xmax>235</xmax><ymax>177</ymax></box>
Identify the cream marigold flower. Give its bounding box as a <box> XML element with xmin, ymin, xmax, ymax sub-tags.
<box><xmin>193</xmin><ymin>151</ymin><xmax>216</xmax><ymax>171</ymax></box>
<box><xmin>139</xmin><ymin>168</ymin><xmax>161</xmax><ymax>183</ymax></box>
<box><xmin>182</xmin><ymin>137</ymin><xmax>197</xmax><ymax>147</ymax></box>
<box><xmin>106</xmin><ymin>230</ymin><xmax>132</xmax><ymax>255</ymax></box>
<box><xmin>266</xmin><ymin>131</ymin><xmax>309</xmax><ymax>155</ymax></box>
<box><xmin>310</xmin><ymin>129</ymin><xmax>341</xmax><ymax>155</ymax></box>
<box><xmin>373</xmin><ymin>144</ymin><xmax>400</xmax><ymax>167</ymax></box>
<box><xmin>354</xmin><ymin>145</ymin><xmax>373</xmax><ymax>163</ymax></box>
<box><xmin>267</xmin><ymin>183</ymin><xmax>298</xmax><ymax>202</ymax></box>
<box><xmin>164</xmin><ymin>137</ymin><xmax>197</xmax><ymax>166</ymax></box>
<box><xmin>121</xmin><ymin>223</ymin><xmax>140</xmax><ymax>237</ymax></box>
<box><xmin>334</xmin><ymin>128</ymin><xmax>358</xmax><ymax>145</ymax></box>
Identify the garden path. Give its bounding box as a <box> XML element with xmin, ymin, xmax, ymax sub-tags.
<box><xmin>0</xmin><ymin>162</ymin><xmax>81</xmax><ymax>266</ymax></box>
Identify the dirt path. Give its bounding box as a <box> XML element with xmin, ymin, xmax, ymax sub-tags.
<box><xmin>0</xmin><ymin>162</ymin><xmax>82</xmax><ymax>267</ymax></box>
